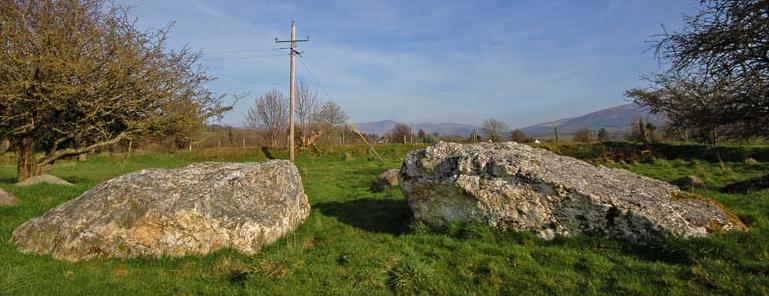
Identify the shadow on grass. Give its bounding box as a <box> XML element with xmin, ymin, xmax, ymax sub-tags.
<box><xmin>316</xmin><ymin>197</ymin><xmax>413</xmax><ymax>235</ymax></box>
<box><xmin>62</xmin><ymin>176</ymin><xmax>90</xmax><ymax>184</ymax></box>
<box><xmin>261</xmin><ymin>147</ymin><xmax>274</xmax><ymax>160</ymax></box>
<box><xmin>540</xmin><ymin>231</ymin><xmax>758</xmax><ymax>266</ymax></box>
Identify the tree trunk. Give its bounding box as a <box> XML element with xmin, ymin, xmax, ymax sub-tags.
<box><xmin>16</xmin><ymin>138</ymin><xmax>36</xmax><ymax>182</ymax></box>
<box><xmin>301</xmin><ymin>126</ymin><xmax>307</xmax><ymax>149</ymax></box>
<box><xmin>303</xmin><ymin>131</ymin><xmax>324</xmax><ymax>148</ymax></box>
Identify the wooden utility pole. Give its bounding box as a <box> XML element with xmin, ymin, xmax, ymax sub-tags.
<box><xmin>409</xmin><ymin>123</ymin><xmax>414</xmax><ymax>144</ymax></box>
<box><xmin>276</xmin><ymin>21</ymin><xmax>309</xmax><ymax>162</ymax></box>
<box><xmin>554</xmin><ymin>126</ymin><xmax>559</xmax><ymax>142</ymax></box>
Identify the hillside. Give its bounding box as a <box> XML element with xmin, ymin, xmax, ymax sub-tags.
<box><xmin>519</xmin><ymin>103</ymin><xmax>666</xmax><ymax>138</ymax></box>
<box><xmin>355</xmin><ymin>120</ymin><xmax>478</xmax><ymax>137</ymax></box>
<box><xmin>356</xmin><ymin>103</ymin><xmax>665</xmax><ymax>139</ymax></box>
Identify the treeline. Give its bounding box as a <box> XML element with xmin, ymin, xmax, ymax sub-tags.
<box><xmin>163</xmin><ymin>124</ymin><xmax>380</xmax><ymax>151</ymax></box>
<box><xmin>243</xmin><ymin>82</ymin><xmax>352</xmax><ymax>149</ymax></box>
<box><xmin>378</xmin><ymin>118</ymin><xmax>675</xmax><ymax>145</ymax></box>
<box><xmin>146</xmin><ymin>81</ymin><xmax>376</xmax><ymax>151</ymax></box>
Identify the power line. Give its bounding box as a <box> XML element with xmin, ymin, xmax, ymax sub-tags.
<box><xmin>202</xmin><ymin>48</ymin><xmax>282</xmax><ymax>55</ymax></box>
<box><xmin>297</xmin><ymin>56</ymin><xmax>333</xmax><ymax>100</ymax></box>
<box><xmin>200</xmin><ymin>53</ymin><xmax>286</xmax><ymax>61</ymax></box>
<box><xmin>297</xmin><ymin>51</ymin><xmax>384</xmax><ymax>162</ymax></box>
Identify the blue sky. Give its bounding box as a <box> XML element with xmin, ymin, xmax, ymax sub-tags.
<box><xmin>122</xmin><ymin>0</ymin><xmax>697</xmax><ymax>128</ymax></box>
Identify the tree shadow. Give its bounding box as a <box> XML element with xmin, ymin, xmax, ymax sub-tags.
<box><xmin>537</xmin><ymin>229</ymin><xmax>757</xmax><ymax>267</ymax></box>
<box><xmin>62</xmin><ymin>176</ymin><xmax>89</xmax><ymax>184</ymax></box>
<box><xmin>316</xmin><ymin>197</ymin><xmax>413</xmax><ymax>235</ymax></box>
<box><xmin>261</xmin><ymin>146</ymin><xmax>274</xmax><ymax>160</ymax></box>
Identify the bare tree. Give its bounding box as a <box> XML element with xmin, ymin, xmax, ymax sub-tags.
<box><xmin>627</xmin><ymin>0</ymin><xmax>769</xmax><ymax>141</ymax></box>
<box><xmin>597</xmin><ymin>128</ymin><xmax>610</xmax><ymax>142</ymax></box>
<box><xmin>295</xmin><ymin>100</ymin><xmax>349</xmax><ymax>148</ymax></box>
<box><xmin>246</xmin><ymin>90</ymin><xmax>288</xmax><ymax>147</ymax></box>
<box><xmin>573</xmin><ymin>129</ymin><xmax>594</xmax><ymax>143</ymax></box>
<box><xmin>626</xmin><ymin>76</ymin><xmax>724</xmax><ymax>144</ymax></box>
<box><xmin>625</xmin><ymin>119</ymin><xmax>659</xmax><ymax>143</ymax></box>
<box><xmin>295</xmin><ymin>81</ymin><xmax>321</xmax><ymax>148</ymax></box>
<box><xmin>0</xmin><ymin>0</ymin><xmax>230</xmax><ymax>181</ymax></box>
<box><xmin>510</xmin><ymin>129</ymin><xmax>529</xmax><ymax>143</ymax></box>
<box><xmin>481</xmin><ymin>119</ymin><xmax>508</xmax><ymax>142</ymax></box>
<box><xmin>389</xmin><ymin>123</ymin><xmax>412</xmax><ymax>144</ymax></box>
<box><xmin>417</xmin><ymin>129</ymin><xmax>428</xmax><ymax>143</ymax></box>
<box><xmin>316</xmin><ymin>101</ymin><xmax>348</xmax><ymax>126</ymax></box>
<box><xmin>646</xmin><ymin>122</ymin><xmax>657</xmax><ymax>142</ymax></box>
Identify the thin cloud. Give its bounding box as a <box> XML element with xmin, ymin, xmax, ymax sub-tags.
<box><xmin>122</xmin><ymin>0</ymin><xmax>696</xmax><ymax>128</ymax></box>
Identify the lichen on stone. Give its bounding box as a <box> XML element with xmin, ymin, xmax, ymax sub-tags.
<box><xmin>400</xmin><ymin>141</ymin><xmax>746</xmax><ymax>243</ymax></box>
<box><xmin>11</xmin><ymin>160</ymin><xmax>310</xmax><ymax>261</ymax></box>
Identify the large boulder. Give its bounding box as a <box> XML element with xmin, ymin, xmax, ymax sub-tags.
<box><xmin>671</xmin><ymin>175</ymin><xmax>706</xmax><ymax>190</ymax></box>
<box><xmin>720</xmin><ymin>174</ymin><xmax>769</xmax><ymax>194</ymax></box>
<box><xmin>371</xmin><ymin>169</ymin><xmax>400</xmax><ymax>192</ymax></box>
<box><xmin>12</xmin><ymin>160</ymin><xmax>310</xmax><ymax>261</ymax></box>
<box><xmin>400</xmin><ymin>142</ymin><xmax>745</xmax><ymax>242</ymax></box>
<box><xmin>16</xmin><ymin>174</ymin><xmax>73</xmax><ymax>187</ymax></box>
<box><xmin>0</xmin><ymin>188</ymin><xmax>17</xmax><ymax>207</ymax></box>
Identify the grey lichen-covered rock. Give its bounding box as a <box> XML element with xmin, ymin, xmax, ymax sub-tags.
<box><xmin>671</xmin><ymin>175</ymin><xmax>706</xmax><ymax>190</ymax></box>
<box><xmin>371</xmin><ymin>169</ymin><xmax>400</xmax><ymax>192</ymax></box>
<box><xmin>720</xmin><ymin>173</ymin><xmax>769</xmax><ymax>194</ymax></box>
<box><xmin>0</xmin><ymin>188</ymin><xmax>18</xmax><ymax>206</ymax></box>
<box><xmin>15</xmin><ymin>174</ymin><xmax>73</xmax><ymax>187</ymax></box>
<box><xmin>400</xmin><ymin>142</ymin><xmax>745</xmax><ymax>242</ymax></box>
<box><xmin>12</xmin><ymin>160</ymin><xmax>310</xmax><ymax>261</ymax></box>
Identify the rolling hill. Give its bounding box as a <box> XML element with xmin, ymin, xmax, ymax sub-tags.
<box><xmin>354</xmin><ymin>120</ymin><xmax>479</xmax><ymax>137</ymax></box>
<box><xmin>355</xmin><ymin>103</ymin><xmax>666</xmax><ymax>138</ymax></box>
<box><xmin>519</xmin><ymin>103</ymin><xmax>666</xmax><ymax>138</ymax></box>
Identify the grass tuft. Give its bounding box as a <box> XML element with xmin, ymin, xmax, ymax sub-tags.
<box><xmin>387</xmin><ymin>257</ymin><xmax>435</xmax><ymax>294</ymax></box>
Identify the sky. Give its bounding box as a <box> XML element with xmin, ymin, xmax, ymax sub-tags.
<box><xmin>121</xmin><ymin>0</ymin><xmax>698</xmax><ymax>128</ymax></box>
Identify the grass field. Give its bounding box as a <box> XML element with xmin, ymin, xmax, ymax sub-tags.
<box><xmin>1</xmin><ymin>144</ymin><xmax>768</xmax><ymax>295</ymax></box>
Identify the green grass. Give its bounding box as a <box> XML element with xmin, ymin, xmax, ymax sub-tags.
<box><xmin>1</xmin><ymin>144</ymin><xmax>768</xmax><ymax>295</ymax></box>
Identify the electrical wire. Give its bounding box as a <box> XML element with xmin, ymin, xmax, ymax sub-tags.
<box><xmin>202</xmin><ymin>48</ymin><xmax>283</xmax><ymax>55</ymax></box>
<box><xmin>297</xmin><ymin>56</ymin><xmax>334</xmax><ymax>100</ymax></box>
<box><xmin>200</xmin><ymin>53</ymin><xmax>286</xmax><ymax>61</ymax></box>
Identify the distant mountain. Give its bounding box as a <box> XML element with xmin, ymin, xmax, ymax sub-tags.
<box><xmin>412</xmin><ymin>122</ymin><xmax>479</xmax><ymax>137</ymax></box>
<box><xmin>354</xmin><ymin>120</ymin><xmax>399</xmax><ymax>136</ymax></box>
<box><xmin>355</xmin><ymin>103</ymin><xmax>665</xmax><ymax>139</ymax></box>
<box><xmin>355</xmin><ymin>120</ymin><xmax>479</xmax><ymax>137</ymax></box>
<box><xmin>519</xmin><ymin>103</ymin><xmax>666</xmax><ymax>138</ymax></box>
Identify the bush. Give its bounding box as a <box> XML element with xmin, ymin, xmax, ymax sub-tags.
<box><xmin>573</xmin><ymin>129</ymin><xmax>594</xmax><ymax>143</ymax></box>
<box><xmin>510</xmin><ymin>130</ymin><xmax>530</xmax><ymax>143</ymax></box>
